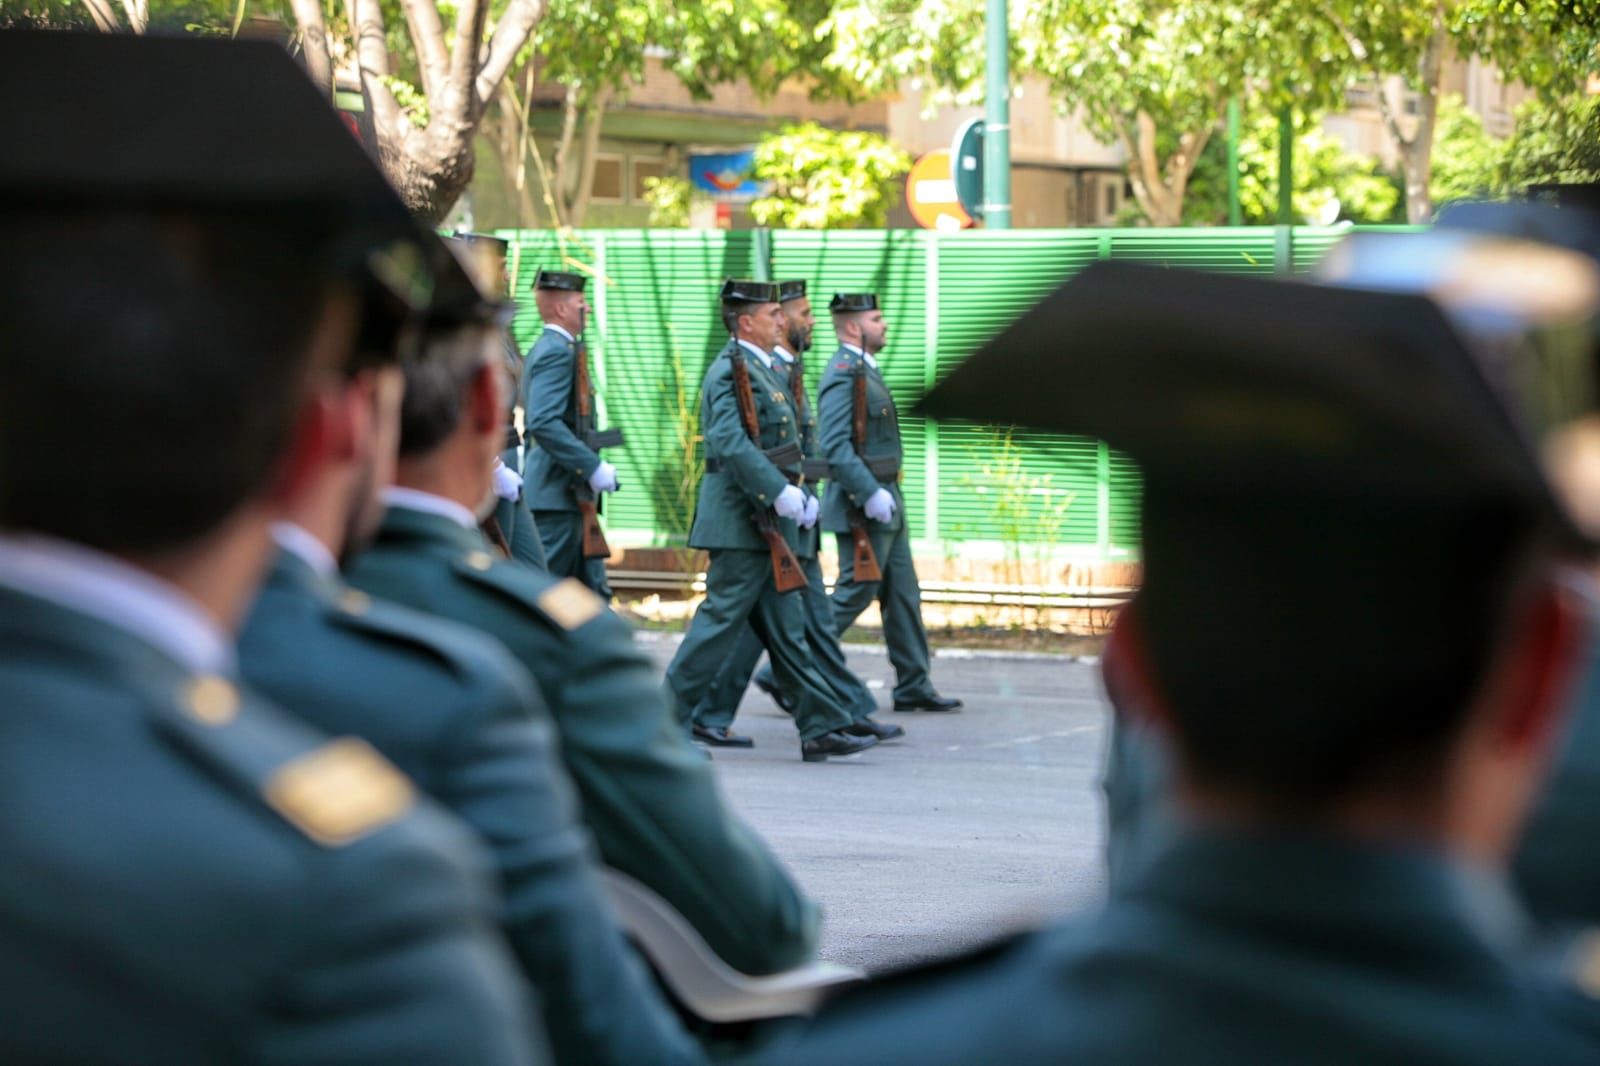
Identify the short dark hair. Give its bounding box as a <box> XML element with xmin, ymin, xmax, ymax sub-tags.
<box><xmin>721</xmin><ymin>302</ymin><xmax>744</xmax><ymax>335</ymax></box>
<box><xmin>397</xmin><ymin>325</ymin><xmax>496</xmax><ymax>457</ymax></box>
<box><xmin>1140</xmin><ymin>482</ymin><xmax>1547</xmax><ymax>811</ymax></box>
<box><xmin>0</xmin><ymin>208</ymin><xmax>338</xmax><ymax>553</ymax></box>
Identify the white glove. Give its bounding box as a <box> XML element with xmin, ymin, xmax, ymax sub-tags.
<box><xmin>774</xmin><ymin>484</ymin><xmax>807</xmax><ymax>520</ymax></box>
<box><xmin>491</xmin><ymin>459</ymin><xmax>523</xmax><ymax>501</ymax></box>
<box><xmin>864</xmin><ymin>487</ymin><xmax>897</xmax><ymax>524</ymax></box>
<box><xmin>588</xmin><ymin>460</ymin><xmax>619</xmax><ymax>494</ymax></box>
<box><xmin>800</xmin><ymin>493</ymin><xmax>820</xmax><ymax>529</ymax></box>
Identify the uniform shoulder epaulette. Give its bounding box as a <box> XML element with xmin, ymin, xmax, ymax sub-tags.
<box><xmin>153</xmin><ymin>674</ymin><xmax>415</xmax><ymax>847</ymax></box>
<box><xmin>321</xmin><ymin>586</ymin><xmax>481</xmax><ymax>682</ymax></box>
<box><xmin>452</xmin><ymin>552</ymin><xmax>607</xmax><ymax>633</ymax></box>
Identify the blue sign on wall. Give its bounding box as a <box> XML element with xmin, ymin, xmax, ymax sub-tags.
<box><xmin>689</xmin><ymin>149</ymin><xmax>767</xmax><ymax>202</ymax></box>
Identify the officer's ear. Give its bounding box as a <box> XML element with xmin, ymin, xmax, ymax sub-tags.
<box><xmin>465</xmin><ymin>352</ymin><xmax>504</xmax><ymax>440</ymax></box>
<box><xmin>1101</xmin><ymin>599</ymin><xmax>1173</xmax><ymax>735</ymax></box>
<box><xmin>261</xmin><ymin>294</ymin><xmax>359</xmax><ymax>509</ymax></box>
<box><xmin>1478</xmin><ymin>569</ymin><xmax>1590</xmax><ymax>758</ymax></box>
<box><xmin>1438</xmin><ymin>567</ymin><xmax>1591</xmax><ymax>865</ymax></box>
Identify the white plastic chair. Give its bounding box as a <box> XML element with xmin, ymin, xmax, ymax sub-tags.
<box><xmin>600</xmin><ymin>867</ymin><xmax>863</xmax><ymax>1023</ymax></box>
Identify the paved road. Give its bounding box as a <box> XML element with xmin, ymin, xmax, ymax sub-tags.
<box><xmin>640</xmin><ymin>636</ymin><xmax>1111</xmax><ymax>975</ymax></box>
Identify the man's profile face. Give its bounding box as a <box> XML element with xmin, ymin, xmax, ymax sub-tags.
<box><xmin>742</xmin><ymin>302</ymin><xmax>784</xmax><ymax>351</ymax></box>
<box><xmin>860</xmin><ymin>308</ymin><xmax>887</xmax><ymax>354</ymax></box>
<box><xmin>784</xmin><ymin>297</ymin><xmax>815</xmax><ymax>352</ymax></box>
<box><xmin>341</xmin><ymin>366</ymin><xmax>405</xmax><ymax>564</ymax></box>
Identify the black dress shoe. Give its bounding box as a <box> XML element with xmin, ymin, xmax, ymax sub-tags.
<box><xmin>693</xmin><ymin>724</ymin><xmax>754</xmax><ymax>748</ymax></box>
<box><xmin>753</xmin><ymin>673</ymin><xmax>796</xmax><ymax>714</ymax></box>
<box><xmin>801</xmin><ymin>729</ymin><xmax>879</xmax><ymax>762</ymax></box>
<box><xmin>843</xmin><ymin>718</ymin><xmax>906</xmax><ymax>741</ymax></box>
<box><xmin>893</xmin><ymin>693</ymin><xmax>964</xmax><ymax>712</ymax></box>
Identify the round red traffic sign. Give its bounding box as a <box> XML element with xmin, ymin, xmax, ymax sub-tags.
<box><xmin>906</xmin><ymin>149</ymin><xmax>974</xmax><ymax>231</ymax></box>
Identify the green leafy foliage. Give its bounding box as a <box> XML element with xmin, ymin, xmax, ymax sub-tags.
<box><xmin>1429</xmin><ymin>94</ymin><xmax>1502</xmax><ymax>208</ymax></box>
<box><xmin>747</xmin><ymin>122</ymin><xmax>912</xmax><ymax>229</ymax></box>
<box><xmin>1500</xmin><ymin>90</ymin><xmax>1600</xmax><ymax>189</ymax></box>
<box><xmin>641</xmin><ymin>175</ymin><xmax>696</xmax><ymax>227</ymax></box>
<box><xmin>1184</xmin><ymin>112</ymin><xmax>1402</xmax><ymax>225</ymax></box>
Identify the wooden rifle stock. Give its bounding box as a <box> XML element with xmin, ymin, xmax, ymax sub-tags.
<box><xmin>849</xmin><ymin>371</ymin><xmax>883</xmax><ymax>581</ymax></box>
<box><xmin>573</xmin><ymin>339</ymin><xmax>612</xmax><ymax>560</ymax></box>
<box><xmin>729</xmin><ymin>350</ymin><xmax>806</xmax><ymax>593</ymax></box>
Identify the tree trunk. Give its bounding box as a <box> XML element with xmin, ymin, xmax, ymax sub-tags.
<box><xmin>1116</xmin><ymin>111</ymin><xmax>1213</xmax><ymax>227</ymax></box>
<box><xmin>1399</xmin><ymin>25</ymin><xmax>1445</xmax><ymax>223</ymax></box>
<box><xmin>331</xmin><ymin>0</ymin><xmax>547</xmax><ymax>224</ymax></box>
<box><xmin>289</xmin><ymin>0</ymin><xmax>333</xmax><ymax>99</ymax></box>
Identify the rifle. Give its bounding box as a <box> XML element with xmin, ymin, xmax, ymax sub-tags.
<box><xmin>728</xmin><ymin>349</ymin><xmax>806</xmax><ymax>593</ymax></box>
<box><xmin>786</xmin><ymin>352</ymin><xmax>833</xmax><ymax>483</ymax></box>
<box><xmin>848</xmin><ymin>369</ymin><xmax>884</xmax><ymax>582</ymax></box>
<box><xmin>572</xmin><ymin>338</ymin><xmax>623</xmax><ymax>560</ymax></box>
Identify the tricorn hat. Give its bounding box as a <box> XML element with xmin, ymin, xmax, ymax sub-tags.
<box><xmin>721</xmin><ymin>279</ymin><xmax>779</xmax><ymax>304</ymax></box>
<box><xmin>829</xmin><ymin>292</ymin><xmax>879</xmax><ymax>313</ymax></box>
<box><xmin>777</xmin><ymin>279</ymin><xmax>808</xmax><ymax>303</ymax></box>
<box><xmin>534</xmin><ymin>269</ymin><xmax>587</xmax><ymax>293</ymax></box>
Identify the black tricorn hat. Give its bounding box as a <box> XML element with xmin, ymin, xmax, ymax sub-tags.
<box><xmin>830</xmin><ymin>292</ymin><xmax>879</xmax><ymax>313</ymax></box>
<box><xmin>534</xmin><ymin>269</ymin><xmax>587</xmax><ymax>292</ymax></box>
<box><xmin>434</xmin><ymin>235</ymin><xmax>515</xmax><ymax>328</ymax></box>
<box><xmin>0</xmin><ymin>30</ymin><xmax>433</xmax><ymax>308</ymax></box>
<box><xmin>778</xmin><ymin>279</ymin><xmax>808</xmax><ymax>303</ymax></box>
<box><xmin>917</xmin><ymin>260</ymin><xmax>1587</xmax><ymax>554</ymax></box>
<box><xmin>721</xmin><ymin>279</ymin><xmax>779</xmax><ymax>304</ymax></box>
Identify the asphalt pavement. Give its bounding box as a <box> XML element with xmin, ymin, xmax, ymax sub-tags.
<box><xmin>639</xmin><ymin>635</ymin><xmax>1112</xmax><ymax>975</ymax></box>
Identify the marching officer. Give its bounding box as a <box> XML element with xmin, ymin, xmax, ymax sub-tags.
<box><xmin>0</xmin><ymin>31</ymin><xmax>540</xmax><ymax>1064</ymax></box>
<box><xmin>819</xmin><ymin>293</ymin><xmax>962</xmax><ymax>712</ymax></box>
<box><xmin>521</xmin><ymin>269</ymin><xmax>617</xmax><ymax>596</ymax></box>
<box><xmin>664</xmin><ymin>280</ymin><xmax>879</xmax><ymax>761</ymax></box>
<box><xmin>343</xmin><ymin>277</ymin><xmax>823</xmax><ymax>977</ymax></box>
<box><xmin>692</xmin><ymin>280</ymin><xmax>903</xmax><ymax>746</ymax></box>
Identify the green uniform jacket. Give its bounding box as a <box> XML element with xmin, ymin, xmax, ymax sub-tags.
<box><xmin>752</xmin><ymin>828</ymin><xmax>1600</xmax><ymax>1065</ymax></box>
<box><xmin>689</xmin><ymin>339</ymin><xmax>805</xmax><ymax>552</ymax></box>
<box><xmin>774</xmin><ymin>346</ymin><xmax>822</xmax><ymax>559</ymax></box>
<box><xmin>347</xmin><ymin>504</ymin><xmax>821</xmax><ymax>976</ymax></box>
<box><xmin>817</xmin><ymin>346</ymin><xmax>905</xmax><ymax>535</ymax></box>
<box><xmin>0</xmin><ymin>585</ymin><xmax>542</xmax><ymax>1065</ymax></box>
<box><xmin>522</xmin><ymin>326</ymin><xmax>599</xmax><ymax>513</ymax></box>
<box><xmin>239</xmin><ymin>549</ymin><xmax>700</xmax><ymax>1066</ymax></box>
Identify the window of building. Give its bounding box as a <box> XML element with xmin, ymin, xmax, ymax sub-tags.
<box><xmin>1103</xmin><ymin>177</ymin><xmax>1124</xmax><ymax>221</ymax></box>
<box><xmin>590</xmin><ymin>155</ymin><xmax>624</xmax><ymax>203</ymax></box>
<box><xmin>631</xmin><ymin>157</ymin><xmax>669</xmax><ymax>203</ymax></box>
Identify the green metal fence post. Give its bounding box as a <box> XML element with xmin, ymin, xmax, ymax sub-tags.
<box><xmin>923</xmin><ymin>231</ymin><xmax>941</xmax><ymax>543</ymax></box>
<box><xmin>983</xmin><ymin>0</ymin><xmax>1012</xmax><ymax>229</ymax></box>
<box><xmin>1227</xmin><ymin>98</ymin><xmax>1243</xmax><ymax>227</ymax></box>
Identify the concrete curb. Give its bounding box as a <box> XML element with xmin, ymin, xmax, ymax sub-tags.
<box><xmin>631</xmin><ymin>628</ymin><xmax>1098</xmax><ymax>665</ymax></box>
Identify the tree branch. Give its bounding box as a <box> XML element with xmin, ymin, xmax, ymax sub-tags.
<box><xmin>1111</xmin><ymin>113</ymin><xmax>1158</xmax><ymax>225</ymax></box>
<box><xmin>477</xmin><ymin>0</ymin><xmax>549</xmax><ymax>105</ymax></box>
<box><xmin>437</xmin><ymin>0</ymin><xmax>491</xmax><ymax>134</ymax></box>
<box><xmin>79</xmin><ymin>0</ymin><xmax>122</xmax><ymax>32</ymax></box>
<box><xmin>290</xmin><ymin>0</ymin><xmax>334</xmax><ymax>99</ymax></box>
<box><xmin>566</xmin><ymin>85</ymin><xmax>612</xmax><ymax>227</ymax></box>
<box><xmin>347</xmin><ymin>0</ymin><xmax>402</xmax><ymax>132</ymax></box>
<box><xmin>400</xmin><ymin>0</ymin><xmax>450</xmax><ymax>102</ymax></box>
<box><xmin>119</xmin><ymin>0</ymin><xmax>147</xmax><ymax>33</ymax></box>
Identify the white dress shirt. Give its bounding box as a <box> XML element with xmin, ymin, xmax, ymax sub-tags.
<box><xmin>0</xmin><ymin>532</ymin><xmax>234</xmax><ymax>675</ymax></box>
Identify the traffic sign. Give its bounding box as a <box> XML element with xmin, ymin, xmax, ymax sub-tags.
<box><xmin>905</xmin><ymin>149</ymin><xmax>974</xmax><ymax>231</ymax></box>
<box><xmin>951</xmin><ymin>118</ymin><xmax>985</xmax><ymax>221</ymax></box>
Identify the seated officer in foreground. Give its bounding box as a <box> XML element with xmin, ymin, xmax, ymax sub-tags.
<box><xmin>344</xmin><ymin>279</ymin><xmax>822</xmax><ymax>978</ymax></box>
<box><xmin>751</xmin><ymin>262</ymin><xmax>1600</xmax><ymax>1064</ymax></box>
<box><xmin>237</xmin><ymin>237</ymin><xmax>700</xmax><ymax>1066</ymax></box>
<box><xmin>0</xmin><ymin>31</ymin><xmax>538</xmax><ymax>1064</ymax></box>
